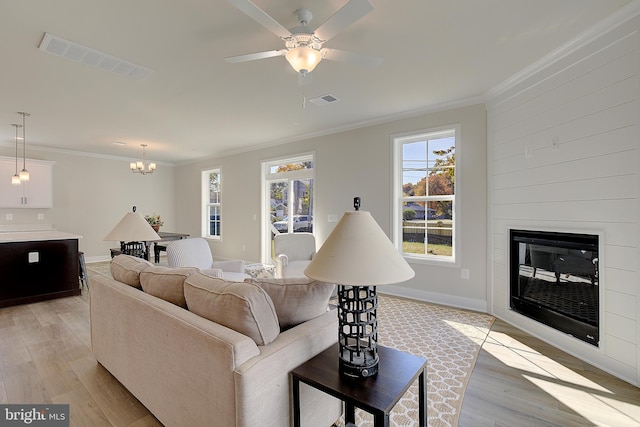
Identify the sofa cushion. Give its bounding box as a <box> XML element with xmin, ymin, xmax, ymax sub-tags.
<box><xmin>140</xmin><ymin>266</ymin><xmax>201</xmax><ymax>308</ymax></box>
<box><xmin>184</xmin><ymin>273</ymin><xmax>280</xmax><ymax>346</ymax></box>
<box><xmin>245</xmin><ymin>277</ymin><xmax>335</xmax><ymax>329</ymax></box>
<box><xmin>110</xmin><ymin>255</ymin><xmax>154</xmax><ymax>288</ymax></box>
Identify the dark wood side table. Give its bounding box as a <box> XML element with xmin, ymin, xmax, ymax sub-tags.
<box><xmin>109</xmin><ymin>232</ymin><xmax>189</xmax><ymax>263</ymax></box>
<box><xmin>291</xmin><ymin>343</ymin><xmax>427</xmax><ymax>427</ymax></box>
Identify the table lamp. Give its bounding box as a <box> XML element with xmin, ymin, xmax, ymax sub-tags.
<box><xmin>104</xmin><ymin>206</ymin><xmax>160</xmax><ymax>260</ymax></box>
<box><xmin>305</xmin><ymin>197</ymin><xmax>415</xmax><ymax>377</ymax></box>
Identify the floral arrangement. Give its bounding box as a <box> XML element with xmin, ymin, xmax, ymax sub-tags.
<box><xmin>144</xmin><ymin>213</ymin><xmax>164</xmax><ymax>227</ymax></box>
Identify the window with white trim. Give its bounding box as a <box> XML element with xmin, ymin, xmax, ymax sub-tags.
<box><xmin>261</xmin><ymin>154</ymin><xmax>314</xmax><ymax>264</ymax></box>
<box><xmin>393</xmin><ymin>127</ymin><xmax>458</xmax><ymax>263</ymax></box>
<box><xmin>202</xmin><ymin>168</ymin><xmax>221</xmax><ymax>239</ymax></box>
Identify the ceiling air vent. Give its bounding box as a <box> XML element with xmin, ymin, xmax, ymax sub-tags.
<box><xmin>309</xmin><ymin>94</ymin><xmax>340</xmax><ymax>106</ymax></box>
<box><xmin>38</xmin><ymin>33</ymin><xmax>152</xmax><ymax>80</ymax></box>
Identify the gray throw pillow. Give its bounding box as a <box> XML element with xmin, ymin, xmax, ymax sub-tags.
<box><xmin>184</xmin><ymin>273</ymin><xmax>280</xmax><ymax>346</ymax></box>
<box><xmin>110</xmin><ymin>254</ymin><xmax>154</xmax><ymax>288</ymax></box>
<box><xmin>140</xmin><ymin>266</ymin><xmax>200</xmax><ymax>308</ymax></box>
<box><xmin>245</xmin><ymin>277</ymin><xmax>335</xmax><ymax>329</ymax></box>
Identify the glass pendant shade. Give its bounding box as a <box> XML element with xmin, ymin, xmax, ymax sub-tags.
<box><xmin>285</xmin><ymin>47</ymin><xmax>322</xmax><ymax>74</ymax></box>
<box><xmin>10</xmin><ymin>123</ymin><xmax>21</xmax><ymax>185</ymax></box>
<box><xmin>18</xmin><ymin>112</ymin><xmax>29</xmax><ymax>182</ymax></box>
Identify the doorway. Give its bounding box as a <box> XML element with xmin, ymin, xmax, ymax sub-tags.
<box><xmin>262</xmin><ymin>154</ymin><xmax>314</xmax><ymax>264</ymax></box>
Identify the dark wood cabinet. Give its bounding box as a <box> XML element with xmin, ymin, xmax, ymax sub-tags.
<box><xmin>0</xmin><ymin>238</ymin><xmax>80</xmax><ymax>307</ymax></box>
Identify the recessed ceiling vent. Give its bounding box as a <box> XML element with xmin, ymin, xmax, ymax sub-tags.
<box><xmin>309</xmin><ymin>94</ymin><xmax>340</xmax><ymax>106</ymax></box>
<box><xmin>38</xmin><ymin>33</ymin><xmax>152</xmax><ymax>80</ymax></box>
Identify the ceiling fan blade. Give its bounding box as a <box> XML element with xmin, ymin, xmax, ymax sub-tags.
<box><xmin>322</xmin><ymin>48</ymin><xmax>382</xmax><ymax>68</ymax></box>
<box><xmin>298</xmin><ymin>72</ymin><xmax>313</xmax><ymax>86</ymax></box>
<box><xmin>314</xmin><ymin>0</ymin><xmax>373</xmax><ymax>42</ymax></box>
<box><xmin>225</xmin><ymin>49</ymin><xmax>285</xmax><ymax>63</ymax></box>
<box><xmin>228</xmin><ymin>0</ymin><xmax>291</xmax><ymax>39</ymax></box>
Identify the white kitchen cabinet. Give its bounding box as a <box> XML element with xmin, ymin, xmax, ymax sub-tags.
<box><xmin>0</xmin><ymin>156</ymin><xmax>54</xmax><ymax>208</ymax></box>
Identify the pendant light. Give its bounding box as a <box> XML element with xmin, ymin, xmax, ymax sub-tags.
<box><xmin>18</xmin><ymin>112</ymin><xmax>30</xmax><ymax>181</ymax></box>
<box><xmin>10</xmin><ymin>123</ymin><xmax>22</xmax><ymax>185</ymax></box>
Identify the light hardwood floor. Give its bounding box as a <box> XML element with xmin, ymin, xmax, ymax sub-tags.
<box><xmin>0</xmin><ymin>280</ymin><xmax>638</xmax><ymax>426</ymax></box>
<box><xmin>460</xmin><ymin>319</ymin><xmax>640</xmax><ymax>427</ymax></box>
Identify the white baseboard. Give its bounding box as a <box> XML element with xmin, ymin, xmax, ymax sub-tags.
<box><xmin>378</xmin><ymin>284</ymin><xmax>488</xmax><ymax>313</ymax></box>
<box><xmin>85</xmin><ymin>255</ymin><xmax>113</xmax><ymax>264</ymax></box>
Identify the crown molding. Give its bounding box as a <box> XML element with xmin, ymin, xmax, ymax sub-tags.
<box><xmin>485</xmin><ymin>0</ymin><xmax>640</xmax><ymax>101</ymax></box>
<box><xmin>0</xmin><ymin>141</ymin><xmax>174</xmax><ymax>166</ymax></box>
<box><xmin>178</xmin><ymin>94</ymin><xmax>486</xmax><ymax>166</ymax></box>
<box><xmin>4</xmin><ymin>2</ymin><xmax>637</xmax><ymax>167</ymax></box>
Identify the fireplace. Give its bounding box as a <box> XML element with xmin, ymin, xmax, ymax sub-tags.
<box><xmin>510</xmin><ymin>229</ymin><xmax>599</xmax><ymax>346</ymax></box>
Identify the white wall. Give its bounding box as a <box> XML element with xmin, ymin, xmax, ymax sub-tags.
<box><xmin>175</xmin><ymin>104</ymin><xmax>487</xmax><ymax>311</ymax></box>
<box><xmin>487</xmin><ymin>16</ymin><xmax>640</xmax><ymax>385</ymax></box>
<box><xmin>0</xmin><ymin>146</ymin><xmax>175</xmax><ymax>262</ymax></box>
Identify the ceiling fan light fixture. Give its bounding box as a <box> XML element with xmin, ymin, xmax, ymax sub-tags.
<box><xmin>285</xmin><ymin>46</ymin><xmax>321</xmax><ymax>74</ymax></box>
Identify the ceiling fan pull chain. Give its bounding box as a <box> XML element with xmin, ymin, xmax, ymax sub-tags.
<box><xmin>301</xmin><ymin>85</ymin><xmax>306</xmax><ymax>109</ymax></box>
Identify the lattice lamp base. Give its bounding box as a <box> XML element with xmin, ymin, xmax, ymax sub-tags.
<box><xmin>337</xmin><ymin>284</ymin><xmax>379</xmax><ymax>377</ymax></box>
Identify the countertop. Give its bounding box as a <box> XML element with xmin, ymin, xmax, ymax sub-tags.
<box><xmin>0</xmin><ymin>230</ymin><xmax>82</xmax><ymax>243</ymax></box>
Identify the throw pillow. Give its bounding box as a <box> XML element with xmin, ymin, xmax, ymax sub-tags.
<box><xmin>245</xmin><ymin>277</ymin><xmax>335</xmax><ymax>329</ymax></box>
<box><xmin>110</xmin><ymin>254</ymin><xmax>154</xmax><ymax>288</ymax></box>
<box><xmin>184</xmin><ymin>273</ymin><xmax>280</xmax><ymax>346</ymax></box>
<box><xmin>140</xmin><ymin>266</ymin><xmax>200</xmax><ymax>308</ymax></box>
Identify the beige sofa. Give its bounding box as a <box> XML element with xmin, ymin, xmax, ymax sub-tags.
<box><xmin>90</xmin><ymin>255</ymin><xmax>341</xmax><ymax>427</ymax></box>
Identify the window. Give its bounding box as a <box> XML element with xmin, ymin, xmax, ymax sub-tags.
<box><xmin>393</xmin><ymin>126</ymin><xmax>458</xmax><ymax>263</ymax></box>
<box><xmin>202</xmin><ymin>168</ymin><xmax>221</xmax><ymax>239</ymax></box>
<box><xmin>262</xmin><ymin>154</ymin><xmax>314</xmax><ymax>263</ymax></box>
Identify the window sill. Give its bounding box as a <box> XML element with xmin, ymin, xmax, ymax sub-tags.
<box><xmin>404</xmin><ymin>254</ymin><xmax>459</xmax><ymax>268</ymax></box>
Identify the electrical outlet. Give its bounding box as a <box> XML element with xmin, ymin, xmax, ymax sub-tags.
<box><xmin>37</xmin><ymin>213</ymin><xmax>44</xmax><ymax>220</ymax></box>
<box><xmin>5</xmin><ymin>213</ymin><xmax>13</xmax><ymax>221</ymax></box>
<box><xmin>461</xmin><ymin>269</ymin><xmax>470</xmax><ymax>280</ymax></box>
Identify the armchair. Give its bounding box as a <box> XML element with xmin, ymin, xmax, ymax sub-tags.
<box><xmin>166</xmin><ymin>238</ymin><xmax>249</xmax><ymax>281</ymax></box>
<box><xmin>273</xmin><ymin>232</ymin><xmax>316</xmax><ymax>278</ymax></box>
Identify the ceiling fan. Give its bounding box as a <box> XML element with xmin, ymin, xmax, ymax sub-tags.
<box><xmin>225</xmin><ymin>0</ymin><xmax>382</xmax><ymax>84</ymax></box>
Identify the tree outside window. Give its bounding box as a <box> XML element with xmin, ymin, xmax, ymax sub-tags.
<box><xmin>394</xmin><ymin>128</ymin><xmax>457</xmax><ymax>262</ymax></box>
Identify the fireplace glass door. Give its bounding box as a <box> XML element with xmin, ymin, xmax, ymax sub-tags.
<box><xmin>510</xmin><ymin>229</ymin><xmax>599</xmax><ymax>346</ymax></box>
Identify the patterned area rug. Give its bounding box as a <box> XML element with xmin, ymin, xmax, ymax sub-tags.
<box><xmin>87</xmin><ymin>263</ymin><xmax>494</xmax><ymax>427</ymax></box>
<box><xmin>335</xmin><ymin>295</ymin><xmax>494</xmax><ymax>427</ymax></box>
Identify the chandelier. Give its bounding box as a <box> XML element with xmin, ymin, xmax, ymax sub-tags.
<box><xmin>130</xmin><ymin>144</ymin><xmax>156</xmax><ymax>175</ymax></box>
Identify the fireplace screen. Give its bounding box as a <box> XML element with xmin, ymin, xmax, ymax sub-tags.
<box><xmin>510</xmin><ymin>229</ymin><xmax>599</xmax><ymax>346</ymax></box>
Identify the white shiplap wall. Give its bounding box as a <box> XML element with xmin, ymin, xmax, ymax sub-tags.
<box><xmin>487</xmin><ymin>15</ymin><xmax>640</xmax><ymax>385</ymax></box>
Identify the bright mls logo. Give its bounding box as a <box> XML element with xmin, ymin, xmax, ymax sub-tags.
<box><xmin>0</xmin><ymin>405</ymin><xmax>69</xmax><ymax>426</ymax></box>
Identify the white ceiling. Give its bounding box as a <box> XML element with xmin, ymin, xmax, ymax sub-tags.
<box><xmin>0</xmin><ymin>0</ymin><xmax>633</xmax><ymax>164</ymax></box>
